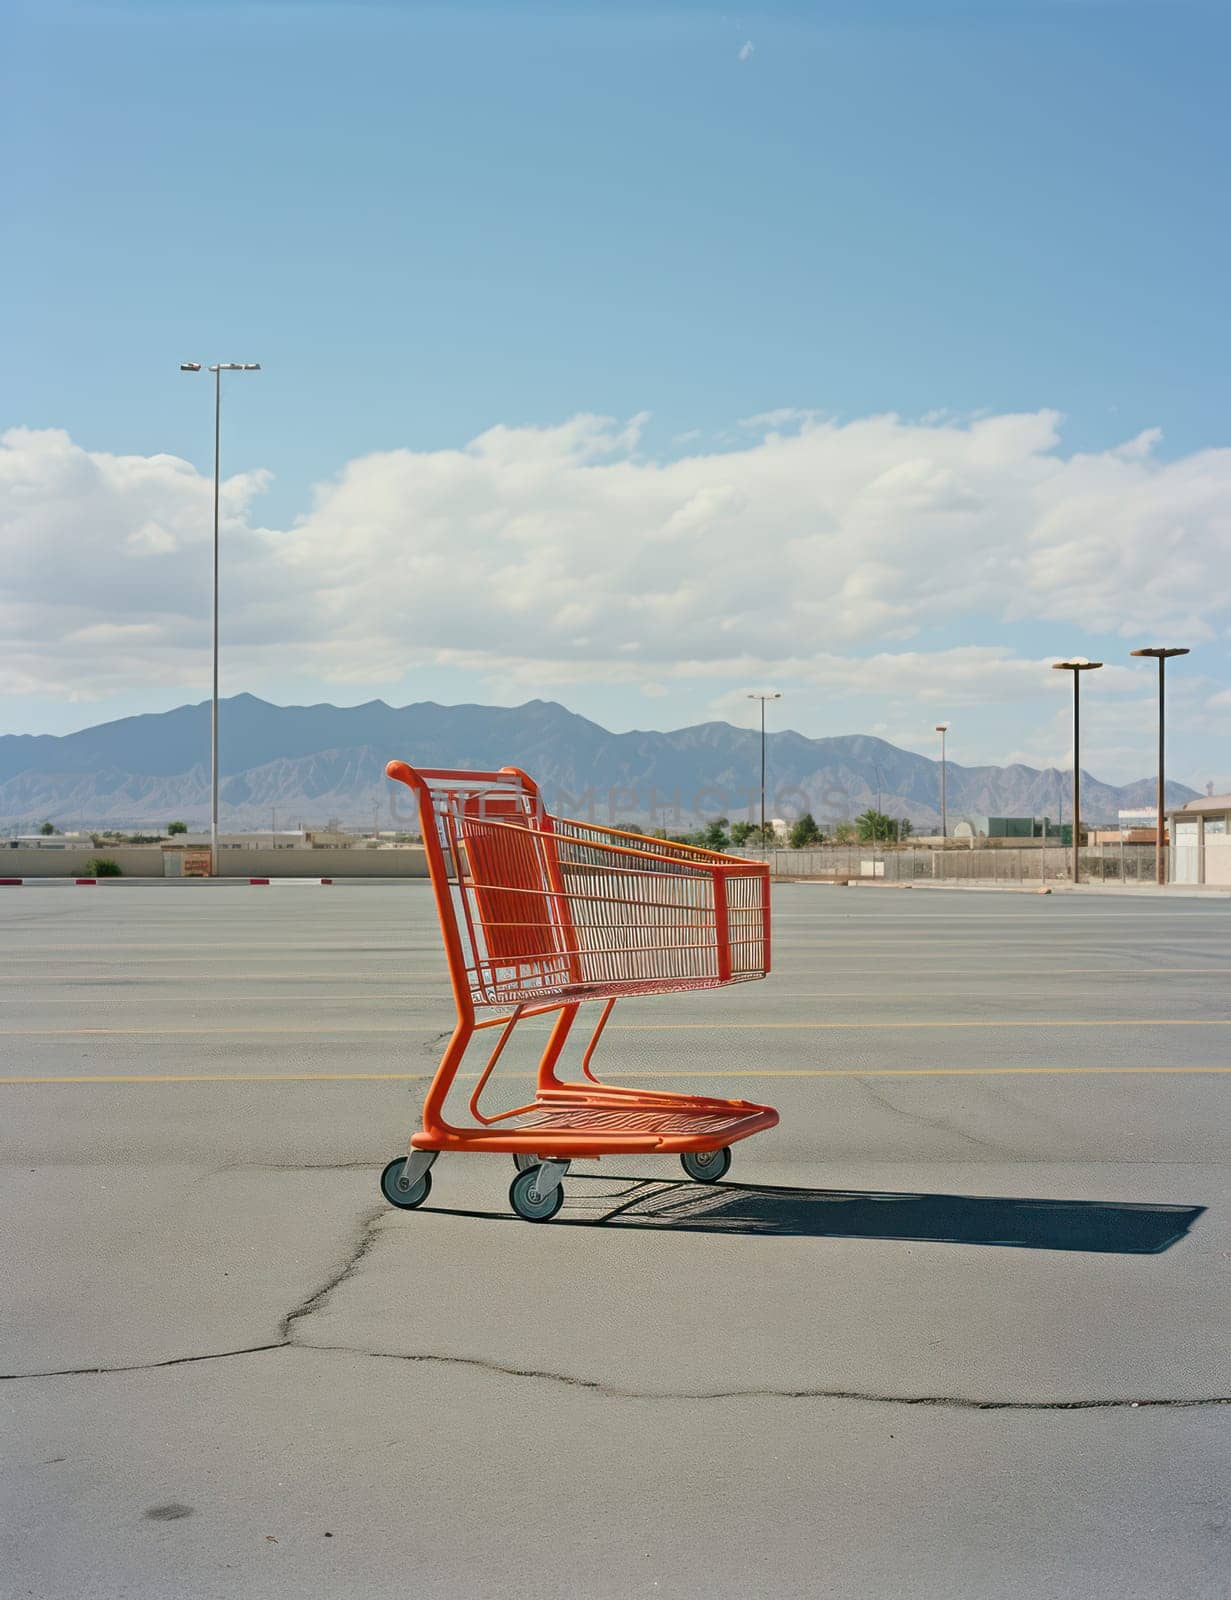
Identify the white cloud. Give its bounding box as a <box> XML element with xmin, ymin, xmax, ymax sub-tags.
<box><xmin>736</xmin><ymin>407</ymin><xmax>823</xmax><ymax>434</ymax></box>
<box><xmin>2</xmin><ymin>411</ymin><xmax>1229</xmax><ymax>714</ymax></box>
<box><xmin>737</xmin><ymin>40</ymin><xmax>754</xmax><ymax>63</ymax></box>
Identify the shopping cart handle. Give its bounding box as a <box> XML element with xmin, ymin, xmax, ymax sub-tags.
<box><xmin>386</xmin><ymin>759</ymin><xmax>417</xmax><ymax>788</ymax></box>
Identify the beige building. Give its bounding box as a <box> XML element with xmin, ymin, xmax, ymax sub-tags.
<box><xmin>1168</xmin><ymin>795</ymin><xmax>1231</xmax><ymax>886</ymax></box>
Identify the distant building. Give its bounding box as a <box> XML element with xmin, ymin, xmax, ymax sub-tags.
<box><xmin>952</xmin><ymin>816</ymin><xmax>1060</xmax><ymax>842</ymax></box>
<box><xmin>165</xmin><ymin>830</ymin><xmax>319</xmax><ymax>850</ymax></box>
<box><xmin>9</xmin><ymin>833</ymin><xmax>93</xmax><ymax>849</ymax></box>
<box><xmin>1168</xmin><ymin>795</ymin><xmax>1231</xmax><ymax>886</ymax></box>
<box><xmin>1101</xmin><ymin>807</ymin><xmax>1163</xmax><ymax>844</ymax></box>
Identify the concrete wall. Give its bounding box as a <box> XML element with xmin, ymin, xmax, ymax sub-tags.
<box><xmin>217</xmin><ymin>848</ymin><xmax>428</xmax><ymax>878</ymax></box>
<box><xmin>1</xmin><ymin>846</ymin><xmax>428</xmax><ymax>879</ymax></box>
<box><xmin>1</xmin><ymin>847</ymin><xmax>167</xmax><ymax>878</ymax></box>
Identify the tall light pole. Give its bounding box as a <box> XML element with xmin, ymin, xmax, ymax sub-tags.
<box><xmin>1130</xmin><ymin>646</ymin><xmax>1189</xmax><ymax>886</ymax></box>
<box><xmin>747</xmin><ymin>692</ymin><xmax>782</xmax><ymax>844</ymax></box>
<box><xmin>935</xmin><ymin>723</ymin><xmax>949</xmax><ymax>840</ymax></box>
<box><xmin>1052</xmin><ymin>658</ymin><xmax>1103</xmax><ymax>884</ymax></box>
<box><xmin>180</xmin><ymin>361</ymin><xmax>261</xmax><ymax>873</ymax></box>
<box><xmin>872</xmin><ymin>760</ymin><xmax>885</xmax><ymax>853</ymax></box>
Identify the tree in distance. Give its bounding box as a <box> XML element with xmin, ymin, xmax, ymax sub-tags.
<box><xmin>738</xmin><ymin>823</ymin><xmax>777</xmax><ymax>848</ymax></box>
<box><xmin>789</xmin><ymin>812</ymin><xmax>824</xmax><ymax>848</ymax></box>
<box><xmin>857</xmin><ymin>809</ymin><xmax>905</xmax><ymax>843</ymax></box>
<box><xmin>648</xmin><ymin>820</ymin><xmax>731</xmax><ymax>849</ymax></box>
<box><xmin>167</xmin><ymin>820</ymin><xmax>188</xmax><ymax>836</ymax></box>
<box><xmin>39</xmin><ymin>821</ymin><xmax>56</xmax><ymax>835</ymax></box>
<box><xmin>729</xmin><ymin>820</ymin><xmax>756</xmax><ymax>848</ymax></box>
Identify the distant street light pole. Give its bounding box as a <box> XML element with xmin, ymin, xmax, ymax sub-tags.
<box><xmin>180</xmin><ymin>361</ymin><xmax>261</xmax><ymax>874</ymax></box>
<box><xmin>1130</xmin><ymin>646</ymin><xmax>1189</xmax><ymax>886</ymax></box>
<box><xmin>747</xmin><ymin>692</ymin><xmax>782</xmax><ymax>844</ymax></box>
<box><xmin>872</xmin><ymin>760</ymin><xmax>885</xmax><ymax>854</ymax></box>
<box><xmin>1052</xmin><ymin>658</ymin><xmax>1103</xmax><ymax>884</ymax></box>
<box><xmin>935</xmin><ymin>723</ymin><xmax>949</xmax><ymax>840</ymax></box>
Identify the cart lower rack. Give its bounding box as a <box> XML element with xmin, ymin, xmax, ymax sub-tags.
<box><xmin>378</xmin><ymin>759</ymin><xmax>778</xmax><ymax>1222</ymax></box>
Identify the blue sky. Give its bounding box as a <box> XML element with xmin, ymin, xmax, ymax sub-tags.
<box><xmin>3</xmin><ymin>0</ymin><xmax>1230</xmax><ymax>788</ymax></box>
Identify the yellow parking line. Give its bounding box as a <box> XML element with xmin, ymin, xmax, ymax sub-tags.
<box><xmin>618</xmin><ymin>1019</ymin><xmax>1231</xmax><ymax>1030</ymax></box>
<box><xmin>2</xmin><ymin>968</ymin><xmax>1228</xmax><ymax>985</ymax></box>
<box><xmin>0</xmin><ymin>994</ymin><xmax>430</xmax><ymax>1004</ymax></box>
<box><xmin>3</xmin><ymin>985</ymin><xmax>1223</xmax><ymax>1004</ymax></box>
<box><xmin>0</xmin><ymin>977</ymin><xmax>437</xmax><ymax>986</ymax></box>
<box><xmin>7</xmin><ymin>1017</ymin><xmax>1229</xmax><ymax>1038</ymax></box>
<box><xmin>1</xmin><ymin>1065</ymin><xmax>1228</xmax><ymax>1085</ymax></box>
<box><xmin>0</xmin><ymin>1025</ymin><xmax>437</xmax><ymax>1035</ymax></box>
<box><xmin>0</xmin><ymin>1073</ymin><xmax>429</xmax><ymax>1083</ymax></box>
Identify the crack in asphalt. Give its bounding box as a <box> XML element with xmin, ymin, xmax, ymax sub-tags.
<box><xmin>1</xmin><ymin>1203</ymin><xmax>386</xmax><ymax>1382</ymax></box>
<box><xmin>855</xmin><ymin>1075</ymin><xmax>1017</xmax><ymax>1157</ymax></box>
<box><xmin>212</xmin><ymin>1160</ymin><xmax>381</xmax><ymax>1173</ymax></box>
<box><xmin>0</xmin><ymin>1343</ymin><xmax>286</xmax><ymax>1380</ymax></box>
<box><xmin>278</xmin><ymin>1204</ymin><xmax>388</xmax><ymax>1340</ymax></box>
<box><xmin>4</xmin><ymin>1339</ymin><xmax>1227</xmax><ymax>1411</ymax></box>
<box><xmin>5</xmin><ymin>1198</ymin><xmax>1228</xmax><ymax>1414</ymax></box>
<box><xmin>294</xmin><ymin>1345</ymin><xmax>1231</xmax><ymax>1411</ymax></box>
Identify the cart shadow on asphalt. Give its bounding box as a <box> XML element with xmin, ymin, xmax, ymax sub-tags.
<box><xmin>432</xmin><ymin>1177</ymin><xmax>1205</xmax><ymax>1253</ymax></box>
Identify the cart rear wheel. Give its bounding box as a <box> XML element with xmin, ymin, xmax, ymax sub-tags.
<box><xmin>509</xmin><ymin>1165</ymin><xmax>564</xmax><ymax>1222</ymax></box>
<box><xmin>513</xmin><ymin>1152</ymin><xmax>539</xmax><ymax>1172</ymax></box>
<box><xmin>380</xmin><ymin>1157</ymin><xmax>433</xmax><ymax>1210</ymax></box>
<box><xmin>681</xmin><ymin>1146</ymin><xmax>731</xmax><ymax>1182</ymax></box>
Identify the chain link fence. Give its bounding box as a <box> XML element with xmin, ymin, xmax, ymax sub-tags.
<box><xmin>743</xmin><ymin>843</ymin><xmax>1166</xmax><ymax>884</ymax></box>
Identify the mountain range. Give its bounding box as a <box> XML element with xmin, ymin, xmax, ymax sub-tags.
<box><xmin>0</xmin><ymin>694</ymin><xmax>1196</xmax><ymax>832</ymax></box>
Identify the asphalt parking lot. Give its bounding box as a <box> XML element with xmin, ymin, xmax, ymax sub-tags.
<box><xmin>2</xmin><ymin>882</ymin><xmax>1229</xmax><ymax>1599</ymax></box>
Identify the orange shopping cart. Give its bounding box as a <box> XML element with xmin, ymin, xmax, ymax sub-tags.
<box><xmin>379</xmin><ymin>759</ymin><xmax>779</xmax><ymax>1222</ymax></box>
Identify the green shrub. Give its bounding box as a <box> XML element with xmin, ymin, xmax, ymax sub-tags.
<box><xmin>85</xmin><ymin>857</ymin><xmax>123</xmax><ymax>877</ymax></box>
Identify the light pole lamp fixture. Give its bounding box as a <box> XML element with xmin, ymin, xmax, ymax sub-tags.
<box><xmin>180</xmin><ymin>360</ymin><xmax>262</xmax><ymax>875</ymax></box>
<box><xmin>934</xmin><ymin>722</ymin><xmax>949</xmax><ymax>839</ymax></box>
<box><xmin>747</xmin><ymin>692</ymin><xmax>782</xmax><ymax>843</ymax></box>
<box><xmin>1130</xmin><ymin>646</ymin><xmax>1189</xmax><ymax>886</ymax></box>
<box><xmin>1052</xmin><ymin>658</ymin><xmax>1103</xmax><ymax>883</ymax></box>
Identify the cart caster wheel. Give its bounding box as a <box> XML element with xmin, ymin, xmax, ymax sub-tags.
<box><xmin>513</xmin><ymin>1152</ymin><xmax>539</xmax><ymax>1172</ymax></box>
<box><xmin>509</xmin><ymin>1166</ymin><xmax>564</xmax><ymax>1222</ymax></box>
<box><xmin>681</xmin><ymin>1147</ymin><xmax>731</xmax><ymax>1183</ymax></box>
<box><xmin>380</xmin><ymin>1157</ymin><xmax>432</xmax><ymax>1210</ymax></box>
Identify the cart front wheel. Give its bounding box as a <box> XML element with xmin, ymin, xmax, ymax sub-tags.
<box><xmin>513</xmin><ymin>1152</ymin><xmax>539</xmax><ymax>1172</ymax></box>
<box><xmin>509</xmin><ymin>1166</ymin><xmax>564</xmax><ymax>1222</ymax></box>
<box><xmin>681</xmin><ymin>1146</ymin><xmax>731</xmax><ymax>1183</ymax></box>
<box><xmin>381</xmin><ymin>1157</ymin><xmax>432</xmax><ymax>1210</ymax></box>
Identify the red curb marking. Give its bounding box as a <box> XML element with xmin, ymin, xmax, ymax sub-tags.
<box><xmin>75</xmin><ymin>879</ymin><xmax>97</xmax><ymax>886</ymax></box>
<box><xmin>0</xmin><ymin>878</ymin><xmax>21</xmax><ymax>886</ymax></box>
<box><xmin>249</xmin><ymin>878</ymin><xmax>270</xmax><ymax>885</ymax></box>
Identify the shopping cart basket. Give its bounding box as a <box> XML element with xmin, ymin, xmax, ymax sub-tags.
<box><xmin>378</xmin><ymin>759</ymin><xmax>778</xmax><ymax>1222</ymax></box>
